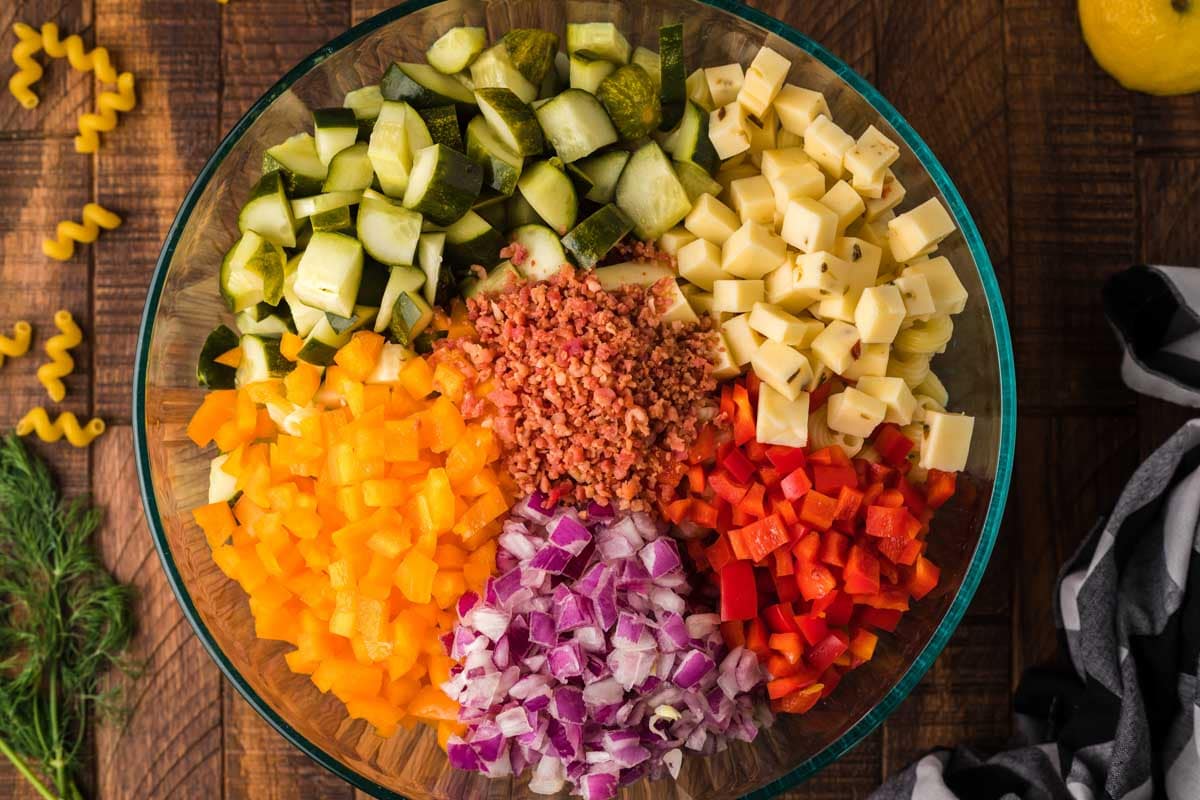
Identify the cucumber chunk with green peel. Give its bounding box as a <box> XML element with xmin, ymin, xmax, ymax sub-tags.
<box><xmin>310</xmin><ymin>206</ymin><xmax>353</xmax><ymax>233</ymax></box>
<box><xmin>343</xmin><ymin>84</ymin><xmax>384</xmax><ymax>126</ymax></box>
<box><xmin>355</xmin><ymin>258</ymin><xmax>393</xmax><ymax>308</ymax></box>
<box><xmin>566</xmin><ymin>22</ymin><xmax>631</xmax><ymax>64</ymax></box>
<box><xmin>460</xmin><ymin>260</ymin><xmax>524</xmax><ymax>299</ymax></box>
<box><xmin>368</xmin><ymin>102</ymin><xmax>413</xmax><ymax>197</ymax></box>
<box><xmin>501</xmin><ymin>29</ymin><xmax>559</xmax><ymax>87</ymax></box>
<box><xmin>236</xmin><ymin>308</ymin><xmax>294</xmax><ymax>336</ymax></box>
<box><xmin>387</xmin><ymin>290</ymin><xmax>434</xmax><ymax>345</ymax></box>
<box><xmin>632</xmin><ymin>47</ymin><xmax>662</xmax><ymax>91</ymax></box>
<box><xmin>417</xmin><ymin>232</ymin><xmax>446</xmax><ymax>306</ymax></box>
<box><xmin>674</xmin><ymin>159</ymin><xmax>723</xmax><ymax>202</ymax></box>
<box><xmin>323</xmin><ymin>142</ymin><xmax>374</xmax><ymax>192</ymax></box>
<box><xmin>533</xmin><ymin>88</ymin><xmax>618</xmax><ymax>162</ymax></box>
<box><xmin>263</xmin><ymin>133</ymin><xmax>328</xmax><ymax>197</ymax></box>
<box><xmin>470</xmin><ymin>44</ymin><xmax>538</xmax><ymax>104</ymax></box>
<box><xmin>472</xmin><ymin>193</ymin><xmax>509</xmax><ymax>229</ymax></box>
<box><xmin>290</xmin><ymin>190</ymin><xmax>362</xmax><ymax>219</ymax></box>
<box><xmin>510</xmin><ymin>223</ymin><xmax>568</xmax><ymax>281</ymax></box>
<box><xmin>326</xmin><ymin>305</ymin><xmax>379</xmax><ymax>335</ymax></box>
<box><xmin>283</xmin><ymin>268</ymin><xmax>325</xmax><ymax>338</ymax></box>
<box><xmin>418</xmin><ymin>105</ymin><xmax>463</xmax><ymax>151</ymax></box>
<box><xmin>427</xmin><ymin>26</ymin><xmax>487</xmax><ymax>74</ymax></box>
<box><xmin>357</xmin><ymin>188</ymin><xmax>422</xmax><ymax>266</ymax></box>
<box><xmin>297</xmin><ymin>310</ymin><xmax>371</xmax><ymax>366</ymax></box>
<box><xmin>236</xmin><ymin>334</ymin><xmax>293</xmax><ymax>386</ymax></box>
<box><xmin>661</xmin><ymin>100</ymin><xmax>717</xmax><ymax>172</ymax></box>
<box><xmin>576</xmin><ymin>150</ymin><xmax>630</xmax><ymax>203</ymax></box>
<box><xmin>238</xmin><ymin>170</ymin><xmax>298</xmax><ymax>248</ymax></box>
<box><xmin>685</xmin><ymin>67</ymin><xmax>714</xmax><ymax>111</ymax></box>
<box><xmin>403</xmin><ymin>143</ymin><xmax>484</xmax><ymax>225</ymax></box>
<box><xmin>597</xmin><ymin>64</ymin><xmax>662</xmax><ymax>140</ymax></box>
<box><xmin>539</xmin><ymin>53</ymin><xmax>565</xmax><ymax>99</ymax></box>
<box><xmin>615</xmin><ymin>141</ymin><xmax>693</xmax><ymax>240</ymax></box>
<box><xmin>561</xmin><ymin>203</ymin><xmax>633</xmax><ymax>268</ymax></box>
<box><xmin>197</xmin><ymin>325</ymin><xmax>239</xmax><ymax>389</ymax></box>
<box><xmin>658</xmin><ymin>24</ymin><xmax>686</xmax><ymax>129</ymax></box>
<box><xmin>220</xmin><ymin>231</ymin><xmax>286</xmax><ymax>312</ymax></box>
<box><xmin>374</xmin><ymin>266</ymin><xmax>427</xmax><ymax>333</ymax></box>
<box><xmin>517</xmin><ymin>159</ymin><xmax>577</xmax><ymax>235</ymax></box>
<box><xmin>382</xmin><ymin>62</ymin><xmax>477</xmax><ymax>108</ymax></box>
<box><xmin>465</xmin><ymin>114</ymin><xmax>523</xmax><ymax>195</ymax></box>
<box><xmin>444</xmin><ymin>210</ymin><xmax>504</xmax><ymax>274</ymax></box>
<box><xmin>292</xmin><ymin>231</ymin><xmax>364</xmax><ymax>317</ymax></box>
<box><xmin>564</xmin><ymin>162</ymin><xmax>595</xmax><ymax>197</ymax></box>
<box><xmin>506</xmin><ymin>192</ymin><xmax>545</xmax><ymax>228</ymax></box>
<box><xmin>569</xmin><ymin>54</ymin><xmax>617</xmax><ymax>94</ymax></box>
<box><xmin>313</xmin><ymin>107</ymin><xmax>359</xmax><ymax>165</ymax></box>
<box><xmin>474</xmin><ymin>88</ymin><xmax>544</xmax><ymax>157</ymax></box>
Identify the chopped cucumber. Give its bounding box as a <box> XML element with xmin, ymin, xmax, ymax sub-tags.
<box><xmin>418</xmin><ymin>105</ymin><xmax>463</xmax><ymax>151</ymax></box>
<box><xmin>290</xmin><ymin>190</ymin><xmax>362</xmax><ymax>219</ymax></box>
<box><xmin>472</xmin><ymin>193</ymin><xmax>509</xmax><ymax>229</ymax></box>
<box><xmin>238</xmin><ymin>170</ymin><xmax>298</xmax><ymax>248</ymax></box>
<box><xmin>566</xmin><ymin>23</ymin><xmax>631</xmax><ymax>64</ymax></box>
<box><xmin>220</xmin><ymin>231</ymin><xmax>286</xmax><ymax>312</ymax></box>
<box><xmin>461</xmin><ymin>260</ymin><xmax>524</xmax><ymax>299</ymax></box>
<box><xmin>236</xmin><ymin>307</ymin><xmax>293</xmax><ymax>336</ymax></box>
<box><xmin>576</xmin><ymin>150</ymin><xmax>630</xmax><ymax>203</ymax></box>
<box><xmin>506</xmin><ymin>192</ymin><xmax>545</xmax><ymax>228</ymax></box>
<box><xmin>518</xmin><ymin>159</ymin><xmax>577</xmax><ymax>235</ymax></box>
<box><xmin>343</xmin><ymin>84</ymin><xmax>384</xmax><ymax>130</ymax></box>
<box><xmin>511</xmin><ymin>224</ymin><xmax>568</xmax><ymax>281</ymax></box>
<box><xmin>632</xmin><ymin>47</ymin><xmax>662</xmax><ymax>91</ymax></box>
<box><xmin>674</xmin><ymin>159</ymin><xmax>723</xmax><ymax>202</ymax></box>
<box><xmin>539</xmin><ymin>53</ymin><xmax>564</xmax><ymax>99</ymax></box>
<box><xmin>355</xmin><ymin>258</ymin><xmax>392</xmax><ymax>308</ymax></box>
<box><xmin>283</xmin><ymin>265</ymin><xmax>327</xmax><ymax>338</ymax></box>
<box><xmin>357</xmin><ymin>188</ymin><xmax>422</xmax><ymax>266</ymax></box>
<box><xmin>403</xmin><ymin>143</ymin><xmax>483</xmax><ymax>225</ymax></box>
<box><xmin>662</xmin><ymin>100</ymin><xmax>717</xmax><ymax>172</ymax></box>
<box><xmin>326</xmin><ymin>307</ymin><xmax>376</xmax><ymax>335</ymax></box>
<box><xmin>615</xmin><ymin>141</ymin><xmax>693</xmax><ymax>240</ymax></box>
<box><xmin>368</xmin><ymin>101</ymin><xmax>413</xmax><ymax>196</ymax></box>
<box><xmin>465</xmin><ymin>114</ymin><xmax>523</xmax><ymax>195</ymax></box>
<box><xmin>444</xmin><ymin>210</ymin><xmax>504</xmax><ymax>273</ymax></box>
<box><xmin>387</xmin><ymin>290</ymin><xmax>434</xmax><ymax>346</ymax></box>
<box><xmin>209</xmin><ymin>454</ymin><xmax>238</xmax><ymax>504</ymax></box>
<box><xmin>197</xmin><ymin>324</ymin><xmax>239</xmax><ymax>389</ymax></box>
<box><xmin>382</xmin><ymin>61</ymin><xmax>477</xmax><ymax>108</ymax></box>
<box><xmin>314</xmin><ymin>107</ymin><xmax>359</xmax><ymax>165</ymax></box>
<box><xmin>564</xmin><ymin>162</ymin><xmax>595</xmax><ymax>197</ymax></box>
<box><xmin>375</xmin><ymin>266</ymin><xmax>428</xmax><ymax>333</ymax></box>
<box><xmin>292</xmin><ymin>231</ymin><xmax>364</xmax><ymax>317</ymax></box>
<box><xmin>569</xmin><ymin>54</ymin><xmax>617</xmax><ymax>94</ymax></box>
<box><xmin>298</xmin><ymin>312</ymin><xmax>364</xmax><ymax>366</ymax></box>
<box><xmin>475</xmin><ymin>88</ymin><xmax>544</xmax><ymax>157</ymax></box>
<box><xmin>310</xmin><ymin>206</ymin><xmax>353</xmax><ymax>233</ymax></box>
<box><xmin>597</xmin><ymin>64</ymin><xmax>662</xmax><ymax>140</ymax></box>
<box><xmin>418</xmin><ymin>232</ymin><xmax>446</xmax><ymax>305</ymax></box>
<box><xmin>534</xmin><ymin>89</ymin><xmax>618</xmax><ymax>162</ymax></box>
<box><xmin>685</xmin><ymin>67</ymin><xmax>714</xmax><ymax>111</ymax></box>
<box><xmin>236</xmin><ymin>334</ymin><xmax>293</xmax><ymax>386</ymax></box>
<box><xmin>427</xmin><ymin>26</ymin><xmax>488</xmax><ymax>74</ymax></box>
<box><xmin>501</xmin><ymin>29</ymin><xmax>559</xmax><ymax>87</ymax></box>
<box><xmin>263</xmin><ymin>133</ymin><xmax>328</xmax><ymax>197</ymax></box>
<box><xmin>323</xmin><ymin>142</ymin><xmax>374</xmax><ymax>192</ymax></box>
<box><xmin>470</xmin><ymin>44</ymin><xmax>538</xmax><ymax>104</ymax></box>
<box><xmin>658</xmin><ymin>24</ymin><xmax>686</xmax><ymax>129</ymax></box>
<box><xmin>561</xmin><ymin>203</ymin><xmax>633</xmax><ymax>268</ymax></box>
<box><xmin>596</xmin><ymin>262</ymin><xmax>697</xmax><ymax>323</ymax></box>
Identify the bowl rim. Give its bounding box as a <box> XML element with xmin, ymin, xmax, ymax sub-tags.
<box><xmin>133</xmin><ymin>1</ymin><xmax>1017</xmax><ymax>797</ymax></box>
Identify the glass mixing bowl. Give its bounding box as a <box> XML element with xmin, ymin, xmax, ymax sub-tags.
<box><xmin>134</xmin><ymin>1</ymin><xmax>1016</xmax><ymax>796</ymax></box>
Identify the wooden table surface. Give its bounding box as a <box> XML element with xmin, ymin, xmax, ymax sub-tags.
<box><xmin>1</xmin><ymin>0</ymin><xmax>1196</xmax><ymax>797</ymax></box>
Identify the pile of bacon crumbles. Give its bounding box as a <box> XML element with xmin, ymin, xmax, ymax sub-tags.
<box><xmin>448</xmin><ymin>265</ymin><xmax>717</xmax><ymax>511</ymax></box>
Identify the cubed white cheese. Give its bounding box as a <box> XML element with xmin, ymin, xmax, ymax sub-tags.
<box><xmin>920</xmin><ymin>410</ymin><xmax>974</xmax><ymax>471</ymax></box>
<box><xmin>833</xmin><ymin>236</ymin><xmax>883</xmax><ymax>289</ymax></box>
<box><xmin>722</xmin><ymin>221</ymin><xmax>787</xmax><ymax>279</ymax></box>
<box><xmin>711</xmin><ymin>332</ymin><xmax>741</xmax><ymax>380</ymax></box>
<box><xmin>810</xmin><ymin>319</ymin><xmax>860</xmax><ymax>374</ymax></box>
<box><xmin>660</xmin><ymin>281</ymin><xmax>700</xmax><ymax>324</ymax></box>
<box><xmin>721</xmin><ymin>313</ymin><xmax>763</xmax><ymax>366</ymax></box>
<box><xmin>893</xmin><ymin>273</ymin><xmax>937</xmax><ymax>318</ymax></box>
<box><xmin>855</xmin><ymin>217</ymin><xmax>897</xmax><ymax>274</ymax></box>
<box><xmin>826</xmin><ymin>387</ymin><xmax>887</xmax><ymax>438</ymax></box>
<box><xmin>856</xmin><ymin>376</ymin><xmax>917</xmax><ymax>426</ymax></box>
<box><xmin>658</xmin><ymin>227</ymin><xmax>697</xmax><ymax>256</ymax></box>
<box><xmin>748</xmin><ymin>302</ymin><xmax>821</xmax><ymax>346</ymax></box>
<box><xmin>852</xmin><ymin>168</ymin><xmax>886</xmax><ymax>200</ymax></box>
<box><xmin>738</xmin><ymin>46</ymin><xmax>791</xmax><ymax>118</ymax></box>
<box><xmin>901</xmin><ymin>257</ymin><xmax>968</xmax><ymax>315</ymax></box>
<box><xmin>769</xmin><ymin>164</ymin><xmax>826</xmax><ymax>218</ymax></box>
<box><xmin>781</xmin><ymin>196</ymin><xmax>839</xmax><ymax>253</ymax></box>
<box><xmin>864</xmin><ymin>170</ymin><xmax>906</xmax><ymax>221</ymax></box>
<box><xmin>776</xmin><ymin>127</ymin><xmax>803</xmax><ymax>149</ymax></box>
<box><xmin>713</xmin><ymin>278</ymin><xmax>765</xmax><ymax>313</ymax></box>
<box><xmin>686</xmin><ymin>289</ymin><xmax>719</xmax><ymax>321</ymax></box>
<box><xmin>793</xmin><ymin>251</ymin><xmax>851</xmax><ymax>305</ymax></box>
<box><xmin>844</xmin><ymin>125</ymin><xmax>900</xmax><ymax>187</ymax></box>
<box><xmin>855</xmin><ymin>284</ymin><xmax>907</xmax><ymax>343</ymax></box>
<box><xmin>888</xmin><ymin>197</ymin><xmax>957</xmax><ymax>262</ymax></box>
<box><xmin>677</xmin><ymin>237</ymin><xmax>729</xmax><ymax>291</ymax></box>
<box><xmin>684</xmin><ymin>193</ymin><xmax>740</xmax><ymax>245</ymax></box>
<box><xmin>841</xmin><ymin>342</ymin><xmax>889</xmax><ymax>381</ymax></box>
<box><xmin>715</xmin><ymin>161</ymin><xmax>760</xmax><ymax>201</ymax></box>
<box><xmin>729</xmin><ymin>175</ymin><xmax>776</xmax><ymax>225</ymax></box>
<box><xmin>773</xmin><ymin>84</ymin><xmax>830</xmax><ymax>136</ymax></box>
<box><xmin>820</xmin><ymin>180</ymin><xmax>866</xmax><ymax>233</ymax></box>
<box><xmin>744</xmin><ymin>109</ymin><xmax>779</xmax><ymax>167</ymax></box>
<box><xmin>751</xmin><ymin>339</ymin><xmax>812</xmax><ymax>400</ymax></box>
<box><xmin>764</xmin><ymin>260</ymin><xmax>808</xmax><ymax>312</ymax></box>
<box><xmin>705</xmin><ymin>64</ymin><xmax>745</xmax><ymax>107</ymax></box>
<box><xmin>709</xmin><ymin>103</ymin><xmax>751</xmax><ymax>160</ymax></box>
<box><xmin>803</xmin><ymin>115</ymin><xmax>855</xmax><ymax>178</ymax></box>
<box><xmin>760</xmin><ymin>147</ymin><xmax>813</xmax><ymax>182</ymax></box>
<box><xmin>756</xmin><ymin>383</ymin><xmax>810</xmax><ymax>447</ymax></box>
<box><xmin>686</xmin><ymin>67</ymin><xmax>715</xmax><ymax>110</ymax></box>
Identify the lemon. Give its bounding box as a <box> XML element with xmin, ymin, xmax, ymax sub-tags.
<box><xmin>1079</xmin><ymin>0</ymin><xmax>1200</xmax><ymax>95</ymax></box>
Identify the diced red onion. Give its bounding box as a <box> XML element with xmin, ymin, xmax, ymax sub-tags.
<box><xmin>547</xmin><ymin>642</ymin><xmax>585</xmax><ymax>680</ymax></box>
<box><xmin>529</xmin><ymin>755</ymin><xmax>565</xmax><ymax>795</ymax></box>
<box><xmin>658</xmin><ymin>613</ymin><xmax>690</xmax><ymax>651</ymax></box>
<box><xmin>586</xmin><ymin>501</ymin><xmax>615</xmax><ymax>519</ymax></box>
<box><xmin>548</xmin><ymin>514</ymin><xmax>592</xmax><ymax>555</ymax></box>
<box><xmin>551</xmin><ymin>685</ymin><xmax>587</xmax><ymax>724</ymax></box>
<box><xmin>650</xmin><ymin>586</ymin><xmax>686</xmax><ymax>616</ymax></box>
<box><xmin>672</xmin><ymin>650</ymin><xmax>715</xmax><ymax>689</ymax></box>
<box><xmin>471</xmin><ymin>607</ymin><xmax>510</xmax><ymax>643</ymax></box>
<box><xmin>638</xmin><ymin>538</ymin><xmax>682</xmax><ymax>578</ymax></box>
<box><xmin>530</xmin><ymin>545</ymin><xmax>573</xmax><ymax>574</ymax></box>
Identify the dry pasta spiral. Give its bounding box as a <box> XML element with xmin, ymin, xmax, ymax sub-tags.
<box><xmin>893</xmin><ymin>315</ymin><xmax>954</xmax><ymax>355</ymax></box>
<box><xmin>886</xmin><ymin>351</ymin><xmax>932</xmax><ymax>389</ymax></box>
<box><xmin>807</xmin><ymin>405</ymin><xmax>865</xmax><ymax>458</ymax></box>
<box><xmin>8</xmin><ymin>23</ymin><xmax>44</xmax><ymax>110</ymax></box>
<box><xmin>915</xmin><ymin>371</ymin><xmax>949</xmax><ymax>409</ymax></box>
<box><xmin>39</xmin><ymin>22</ymin><xmax>119</xmax><ymax>83</ymax></box>
<box><xmin>0</xmin><ymin>321</ymin><xmax>33</xmax><ymax>367</ymax></box>
<box><xmin>75</xmin><ymin>71</ymin><xmax>136</xmax><ymax>153</ymax></box>
<box><xmin>37</xmin><ymin>310</ymin><xmax>82</xmax><ymax>403</ymax></box>
<box><xmin>42</xmin><ymin>203</ymin><xmax>122</xmax><ymax>261</ymax></box>
<box><xmin>16</xmin><ymin>408</ymin><xmax>106</xmax><ymax>447</ymax></box>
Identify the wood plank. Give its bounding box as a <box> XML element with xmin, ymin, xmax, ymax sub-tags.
<box><xmin>92</xmin><ymin>427</ymin><xmax>224</xmax><ymax>799</ymax></box>
<box><xmin>91</xmin><ymin>0</ymin><xmax>222</xmax><ymax>422</ymax></box>
<box><xmin>1004</xmin><ymin>0</ymin><xmax>1136</xmax><ymax>411</ymax></box>
<box><xmin>779</xmin><ymin>730</ymin><xmax>882</xmax><ymax>799</ymax></box>
<box><xmin>350</xmin><ymin>0</ymin><xmax>394</xmax><ymax>26</ymax></box>
<box><xmin>1</xmin><ymin>0</ymin><xmax>93</xmax><ymax>135</ymax></box>
<box><xmin>751</xmin><ymin>0</ymin><xmax>876</xmax><ymax>81</ymax></box>
<box><xmin>1135</xmin><ymin>93</ymin><xmax>1200</xmax><ymax>155</ymax></box>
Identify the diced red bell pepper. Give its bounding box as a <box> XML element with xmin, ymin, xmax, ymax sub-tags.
<box><xmin>766</xmin><ymin>445</ymin><xmax>807</xmax><ymax>474</ymax></box>
<box><xmin>780</xmin><ymin>466</ymin><xmax>813</xmax><ymax>500</ymax></box>
<box><xmin>765</xmin><ymin>652</ymin><xmax>802</xmax><ymax>679</ymax></box>
<box><xmin>812</xmin><ymin>463</ymin><xmax>859</xmax><ymax>495</ymax></box>
<box><xmin>865</xmin><ymin>505</ymin><xmax>921</xmax><ymax>539</ymax></box>
<box><xmin>687</xmin><ymin>463</ymin><xmax>706</xmax><ymax>494</ymax></box>
<box><xmin>925</xmin><ymin>469</ymin><xmax>957</xmax><ymax>509</ymax></box>
<box><xmin>709</xmin><ymin>471</ymin><xmax>749</xmax><ymax>505</ymax></box>
<box><xmin>758</xmin><ymin>465</ymin><xmax>781</xmax><ymax>487</ymax></box>
<box><xmin>810</xmin><ymin>379</ymin><xmax>834</xmax><ymax>411</ymax></box>
<box><xmin>772</xmin><ymin>682</ymin><xmax>824</xmax><ymax>713</ymax></box>
<box><xmin>774</xmin><ymin>571</ymin><xmax>800</xmax><ymax>603</ymax></box>
<box><xmin>857</xmin><ymin>607</ymin><xmax>903</xmax><ymax>633</ymax></box>
<box><xmin>731</xmin><ymin>507</ymin><xmax>755</xmax><ymax>528</ymax></box>
<box><xmin>740</xmin><ymin>482</ymin><xmax>767</xmax><ymax>518</ymax></box>
<box><xmin>719</xmin><ymin>561</ymin><xmax>758</xmax><ymax>621</ymax></box>
<box><xmin>744</xmin><ymin>439</ymin><xmax>768</xmax><ymax>463</ymax></box>
<box><xmin>896</xmin><ymin>475</ymin><xmax>928</xmax><ymax>516</ymax></box>
<box><xmin>745</xmin><ymin>617</ymin><xmax>770</xmax><ymax>656</ymax></box>
<box><xmin>720</xmin><ymin>620</ymin><xmax>745</xmax><ymax>648</ymax></box>
<box><xmin>868</xmin><ymin>462</ymin><xmax>896</xmax><ymax>487</ymax></box>
<box><xmin>769</xmin><ymin>632</ymin><xmax>804</xmax><ymax>664</ymax></box>
<box><xmin>795</xmin><ymin>560</ymin><xmax>837</xmax><ymax>601</ymax></box>
<box><xmin>733</xmin><ymin>513</ymin><xmax>789</xmax><ymax>562</ymax></box>
<box><xmin>848</xmin><ymin>628</ymin><xmax>878</xmax><ymax>661</ymax></box>
<box><xmin>719</xmin><ymin>384</ymin><xmax>734</xmax><ymax>423</ymax></box>
<box><xmin>705</xmin><ymin>536</ymin><xmax>736</xmax><ymax>573</ymax></box>
<box><xmin>799</xmin><ymin>491</ymin><xmax>838</xmax><ymax>530</ymax></box>
<box><xmin>856</xmin><ymin>590</ymin><xmax>910</xmax><ymax>611</ymax></box>
<box><xmin>824</xmin><ymin>591</ymin><xmax>855</xmax><ymax>627</ymax></box>
<box><xmin>773</xmin><ymin>548</ymin><xmax>794</xmax><ymax>576</ymax></box>
<box><xmin>834</xmin><ymin>485</ymin><xmax>865</xmax><ymax>521</ymax></box>
<box><xmin>818</xmin><ymin>667</ymin><xmax>843</xmax><ymax>698</ymax></box>
<box><xmin>907</xmin><ymin>556</ymin><xmax>940</xmax><ymax>600</ymax></box>
<box><xmin>791</xmin><ymin>529</ymin><xmax>821</xmax><ymax>563</ymax></box>
<box><xmin>771</xmin><ymin>493</ymin><xmax>799</xmax><ymax>525</ymax></box>
<box><xmin>819</xmin><ymin>530</ymin><xmax>850</xmax><ymax>567</ymax></box>
<box><xmin>689</xmin><ymin>498</ymin><xmax>719</xmax><ymax>529</ymax></box>
<box><xmin>862</xmin><ymin>481</ymin><xmax>884</xmax><ymax>508</ymax></box>
<box><xmin>809</xmin><ymin>589</ymin><xmax>839</xmax><ymax>618</ymax></box>
<box><xmin>843</xmin><ymin>544</ymin><xmax>881</xmax><ymax>595</ymax></box>
<box><xmin>665</xmin><ymin>498</ymin><xmax>692</xmax><ymax>525</ymax></box>
<box><xmin>877</xmin><ymin>534</ymin><xmax>923</xmax><ymax>566</ymax></box>
<box><xmin>744</xmin><ymin>371</ymin><xmax>761</xmax><ymax>402</ymax></box>
<box><xmin>796</xmin><ymin>614</ymin><xmax>829</xmax><ymax>646</ymax></box>
<box><xmin>807</xmin><ymin>633</ymin><xmax>849</xmax><ymax>673</ymax></box>
<box><xmin>731</xmin><ymin>384</ymin><xmax>756</xmax><ymax>445</ymax></box>
<box><xmin>873</xmin><ymin>423</ymin><xmax>915</xmax><ymax>466</ymax></box>
<box><xmin>877</xmin><ymin>488</ymin><xmax>905</xmax><ymax>508</ymax></box>
<box><xmin>722</xmin><ymin>447</ymin><xmax>756</xmax><ymax>484</ymax></box>
<box><xmin>689</xmin><ymin>423</ymin><xmax>717</xmax><ymax>465</ymax></box>
<box><xmin>763</xmin><ymin>602</ymin><xmax>799</xmax><ymax>634</ymax></box>
<box><xmin>766</xmin><ymin>672</ymin><xmax>818</xmax><ymax>699</ymax></box>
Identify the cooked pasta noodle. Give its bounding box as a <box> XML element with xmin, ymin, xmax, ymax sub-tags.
<box><xmin>807</xmin><ymin>405</ymin><xmax>862</xmax><ymax>456</ymax></box>
<box><xmin>913</xmin><ymin>393</ymin><xmax>946</xmax><ymax>423</ymax></box>
<box><xmin>74</xmin><ymin>71</ymin><xmax>136</xmax><ymax>153</ymax></box>
<box><xmin>893</xmin><ymin>315</ymin><xmax>953</xmax><ymax>355</ymax></box>
<box><xmin>8</xmin><ymin>23</ymin><xmax>44</xmax><ymax>110</ymax></box>
<box><xmin>0</xmin><ymin>321</ymin><xmax>33</xmax><ymax>367</ymax></box>
<box><xmin>915</xmin><ymin>371</ymin><xmax>949</xmax><ymax>408</ymax></box>
<box><xmin>42</xmin><ymin>203</ymin><xmax>122</xmax><ymax>261</ymax></box>
<box><xmin>16</xmin><ymin>408</ymin><xmax>106</xmax><ymax>447</ymax></box>
<box><xmin>885</xmin><ymin>351</ymin><xmax>932</xmax><ymax>388</ymax></box>
<box><xmin>832</xmin><ymin>432</ymin><xmax>864</xmax><ymax>458</ymax></box>
<box><xmin>39</xmin><ymin>22</ymin><xmax>119</xmax><ymax>83</ymax></box>
<box><xmin>37</xmin><ymin>310</ymin><xmax>82</xmax><ymax>403</ymax></box>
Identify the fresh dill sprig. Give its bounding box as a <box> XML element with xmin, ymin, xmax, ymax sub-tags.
<box><xmin>0</xmin><ymin>434</ymin><xmax>133</xmax><ymax>800</ymax></box>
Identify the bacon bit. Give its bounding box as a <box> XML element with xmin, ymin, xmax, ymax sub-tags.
<box><xmin>498</xmin><ymin>241</ymin><xmax>529</xmax><ymax>266</ymax></box>
<box><xmin>602</xmin><ymin>239</ymin><xmax>678</xmax><ymax>272</ymax></box>
<box><xmin>468</xmin><ymin>263</ymin><xmax>488</xmax><ymax>281</ymax></box>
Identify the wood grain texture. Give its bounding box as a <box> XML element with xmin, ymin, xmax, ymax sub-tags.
<box><xmin>1135</xmin><ymin>93</ymin><xmax>1200</xmax><ymax>155</ymax></box>
<box><xmin>0</xmin><ymin>0</ymin><xmax>93</xmax><ymax>135</ymax></box>
<box><xmin>92</xmin><ymin>427</ymin><xmax>224</xmax><ymax>800</ymax></box>
<box><xmin>780</xmin><ymin>731</ymin><xmax>882</xmax><ymax>800</ymax></box>
<box><xmin>748</xmin><ymin>0</ymin><xmax>876</xmax><ymax>81</ymax></box>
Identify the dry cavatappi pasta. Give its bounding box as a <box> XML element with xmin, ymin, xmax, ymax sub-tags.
<box><xmin>16</xmin><ymin>408</ymin><xmax>106</xmax><ymax>447</ymax></box>
<box><xmin>42</xmin><ymin>203</ymin><xmax>122</xmax><ymax>261</ymax></box>
<box><xmin>36</xmin><ymin>310</ymin><xmax>82</xmax><ymax>403</ymax></box>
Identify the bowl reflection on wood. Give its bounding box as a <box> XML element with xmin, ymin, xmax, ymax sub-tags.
<box><xmin>133</xmin><ymin>1</ymin><xmax>1016</xmax><ymax>797</ymax></box>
